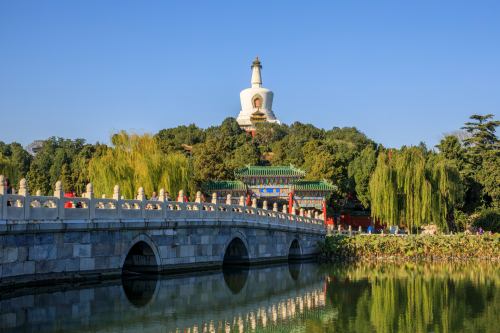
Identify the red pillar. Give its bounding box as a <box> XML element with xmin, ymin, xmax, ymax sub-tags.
<box><xmin>288</xmin><ymin>191</ymin><xmax>294</xmax><ymax>214</ymax></box>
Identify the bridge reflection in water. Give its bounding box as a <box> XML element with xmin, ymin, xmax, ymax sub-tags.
<box><xmin>0</xmin><ymin>263</ymin><xmax>326</xmax><ymax>333</ymax></box>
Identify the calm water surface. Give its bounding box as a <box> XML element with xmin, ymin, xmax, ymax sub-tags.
<box><xmin>1</xmin><ymin>262</ymin><xmax>498</xmax><ymax>333</ymax></box>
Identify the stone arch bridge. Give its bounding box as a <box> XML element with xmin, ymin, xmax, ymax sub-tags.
<box><xmin>0</xmin><ymin>178</ymin><xmax>325</xmax><ymax>286</ymax></box>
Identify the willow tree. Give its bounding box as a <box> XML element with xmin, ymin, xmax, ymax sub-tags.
<box><xmin>370</xmin><ymin>147</ymin><xmax>463</xmax><ymax>232</ymax></box>
<box><xmin>88</xmin><ymin>131</ymin><xmax>190</xmax><ymax>199</ymax></box>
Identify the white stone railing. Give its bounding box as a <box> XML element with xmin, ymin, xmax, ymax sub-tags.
<box><xmin>0</xmin><ymin>177</ymin><xmax>325</xmax><ymax>230</ymax></box>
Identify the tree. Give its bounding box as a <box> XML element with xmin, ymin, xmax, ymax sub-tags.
<box><xmin>88</xmin><ymin>131</ymin><xmax>190</xmax><ymax>199</ymax></box>
<box><xmin>369</xmin><ymin>148</ymin><xmax>463</xmax><ymax>232</ymax></box>
<box><xmin>348</xmin><ymin>146</ymin><xmax>377</xmax><ymax>209</ymax></box>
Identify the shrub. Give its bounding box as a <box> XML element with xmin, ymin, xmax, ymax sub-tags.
<box><xmin>472</xmin><ymin>208</ymin><xmax>500</xmax><ymax>233</ymax></box>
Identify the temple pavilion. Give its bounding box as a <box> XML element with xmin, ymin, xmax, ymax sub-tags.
<box><xmin>203</xmin><ymin>166</ymin><xmax>336</xmax><ymax>214</ymax></box>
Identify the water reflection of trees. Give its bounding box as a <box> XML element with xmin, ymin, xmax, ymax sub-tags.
<box><xmin>323</xmin><ymin>262</ymin><xmax>499</xmax><ymax>333</ymax></box>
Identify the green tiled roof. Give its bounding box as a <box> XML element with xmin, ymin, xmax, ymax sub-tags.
<box><xmin>235</xmin><ymin>165</ymin><xmax>306</xmax><ymax>178</ymax></box>
<box><xmin>203</xmin><ymin>180</ymin><xmax>247</xmax><ymax>191</ymax></box>
<box><xmin>292</xmin><ymin>180</ymin><xmax>337</xmax><ymax>192</ymax></box>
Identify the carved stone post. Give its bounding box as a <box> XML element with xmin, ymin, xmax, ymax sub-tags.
<box><xmin>273</xmin><ymin>202</ymin><xmax>278</xmax><ymax>212</ymax></box>
<box><xmin>211</xmin><ymin>192</ymin><xmax>218</xmax><ymax>205</ymax></box>
<box><xmin>0</xmin><ymin>175</ymin><xmax>5</xmax><ymax>195</ymax></box>
<box><xmin>54</xmin><ymin>181</ymin><xmax>63</xmax><ymax>198</ymax></box>
<box><xmin>299</xmin><ymin>208</ymin><xmax>304</xmax><ymax>216</ymax></box>
<box><xmin>177</xmin><ymin>190</ymin><xmax>184</xmax><ymax>203</ymax></box>
<box><xmin>262</xmin><ymin>200</ymin><xmax>268</xmax><ymax>210</ymax></box>
<box><xmin>18</xmin><ymin>178</ymin><xmax>28</xmax><ymax>196</ymax></box>
<box><xmin>358</xmin><ymin>225</ymin><xmax>362</xmax><ymax>233</ymax></box>
<box><xmin>282</xmin><ymin>204</ymin><xmax>287</xmax><ymax>214</ymax></box>
<box><xmin>348</xmin><ymin>225</ymin><xmax>352</xmax><ymax>236</ymax></box>
<box><xmin>137</xmin><ymin>187</ymin><xmax>145</xmax><ymax>201</ymax></box>
<box><xmin>18</xmin><ymin>178</ymin><xmax>28</xmax><ymax>218</ymax></box>
<box><xmin>113</xmin><ymin>185</ymin><xmax>120</xmax><ymax>200</ymax></box>
<box><xmin>85</xmin><ymin>183</ymin><xmax>94</xmax><ymax>219</ymax></box>
<box><xmin>159</xmin><ymin>188</ymin><xmax>166</xmax><ymax>202</ymax></box>
<box><xmin>225</xmin><ymin>194</ymin><xmax>232</xmax><ymax>205</ymax></box>
<box><xmin>113</xmin><ymin>185</ymin><xmax>121</xmax><ymax>215</ymax></box>
<box><xmin>251</xmin><ymin>198</ymin><xmax>257</xmax><ymax>209</ymax></box>
<box><xmin>195</xmin><ymin>191</ymin><xmax>202</xmax><ymax>203</ymax></box>
<box><xmin>35</xmin><ymin>190</ymin><xmax>41</xmax><ymax>196</ymax></box>
<box><xmin>239</xmin><ymin>195</ymin><xmax>245</xmax><ymax>206</ymax></box>
<box><xmin>54</xmin><ymin>181</ymin><xmax>64</xmax><ymax>219</ymax></box>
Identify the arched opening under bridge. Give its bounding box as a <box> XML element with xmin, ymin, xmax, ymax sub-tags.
<box><xmin>288</xmin><ymin>239</ymin><xmax>302</xmax><ymax>261</ymax></box>
<box><xmin>123</xmin><ymin>241</ymin><xmax>159</xmax><ymax>274</ymax></box>
<box><xmin>223</xmin><ymin>237</ymin><xmax>250</xmax><ymax>266</ymax></box>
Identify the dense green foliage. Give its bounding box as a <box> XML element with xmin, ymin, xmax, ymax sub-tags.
<box><xmin>369</xmin><ymin>148</ymin><xmax>463</xmax><ymax>232</ymax></box>
<box><xmin>88</xmin><ymin>131</ymin><xmax>190</xmax><ymax>198</ymax></box>
<box><xmin>0</xmin><ymin>113</ymin><xmax>497</xmax><ymax>232</ymax></box>
<box><xmin>318</xmin><ymin>234</ymin><xmax>500</xmax><ymax>261</ymax></box>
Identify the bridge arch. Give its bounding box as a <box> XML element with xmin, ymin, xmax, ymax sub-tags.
<box><xmin>223</xmin><ymin>233</ymin><xmax>250</xmax><ymax>266</ymax></box>
<box><xmin>288</xmin><ymin>239</ymin><xmax>302</xmax><ymax>261</ymax></box>
<box><xmin>122</xmin><ymin>234</ymin><xmax>160</xmax><ymax>274</ymax></box>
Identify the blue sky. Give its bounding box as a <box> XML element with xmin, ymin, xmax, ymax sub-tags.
<box><xmin>1</xmin><ymin>0</ymin><xmax>499</xmax><ymax>148</ymax></box>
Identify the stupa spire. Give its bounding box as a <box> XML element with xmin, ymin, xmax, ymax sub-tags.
<box><xmin>251</xmin><ymin>56</ymin><xmax>262</xmax><ymax>88</ymax></box>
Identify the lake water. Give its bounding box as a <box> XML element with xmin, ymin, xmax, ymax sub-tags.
<box><xmin>1</xmin><ymin>262</ymin><xmax>498</xmax><ymax>333</ymax></box>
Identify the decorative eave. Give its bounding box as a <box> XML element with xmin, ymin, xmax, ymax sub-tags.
<box><xmin>235</xmin><ymin>165</ymin><xmax>306</xmax><ymax>178</ymax></box>
<box><xmin>292</xmin><ymin>180</ymin><xmax>337</xmax><ymax>192</ymax></box>
<box><xmin>202</xmin><ymin>180</ymin><xmax>247</xmax><ymax>192</ymax></box>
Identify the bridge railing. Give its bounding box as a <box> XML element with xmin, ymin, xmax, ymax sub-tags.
<box><xmin>0</xmin><ymin>177</ymin><xmax>325</xmax><ymax>230</ymax></box>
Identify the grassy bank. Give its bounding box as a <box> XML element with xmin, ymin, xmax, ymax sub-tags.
<box><xmin>318</xmin><ymin>233</ymin><xmax>500</xmax><ymax>261</ymax></box>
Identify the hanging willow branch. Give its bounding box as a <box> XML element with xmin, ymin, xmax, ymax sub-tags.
<box><xmin>369</xmin><ymin>148</ymin><xmax>463</xmax><ymax>232</ymax></box>
<box><xmin>88</xmin><ymin>131</ymin><xmax>191</xmax><ymax>198</ymax></box>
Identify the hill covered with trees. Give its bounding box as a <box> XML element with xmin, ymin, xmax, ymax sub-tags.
<box><xmin>0</xmin><ymin>114</ymin><xmax>498</xmax><ymax>233</ymax></box>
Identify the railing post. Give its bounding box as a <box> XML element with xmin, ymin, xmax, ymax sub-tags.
<box><xmin>262</xmin><ymin>200</ymin><xmax>268</xmax><ymax>210</ymax></box>
<box><xmin>211</xmin><ymin>192</ymin><xmax>217</xmax><ymax>204</ymax></box>
<box><xmin>54</xmin><ymin>180</ymin><xmax>64</xmax><ymax>220</ymax></box>
<box><xmin>19</xmin><ymin>178</ymin><xmax>29</xmax><ymax>220</ymax></box>
<box><xmin>137</xmin><ymin>187</ymin><xmax>146</xmax><ymax>218</ymax></box>
<box><xmin>225</xmin><ymin>194</ymin><xmax>232</xmax><ymax>205</ymax></box>
<box><xmin>0</xmin><ymin>175</ymin><xmax>5</xmax><ymax>219</ymax></box>
<box><xmin>273</xmin><ymin>202</ymin><xmax>278</xmax><ymax>212</ymax></box>
<box><xmin>282</xmin><ymin>204</ymin><xmax>287</xmax><ymax>214</ymax></box>
<box><xmin>113</xmin><ymin>185</ymin><xmax>121</xmax><ymax>218</ymax></box>
<box><xmin>85</xmin><ymin>183</ymin><xmax>94</xmax><ymax>220</ymax></box>
<box><xmin>251</xmin><ymin>198</ymin><xmax>257</xmax><ymax>209</ymax></box>
<box><xmin>239</xmin><ymin>195</ymin><xmax>245</xmax><ymax>207</ymax></box>
<box><xmin>159</xmin><ymin>188</ymin><xmax>167</xmax><ymax>217</ymax></box>
<box><xmin>177</xmin><ymin>190</ymin><xmax>184</xmax><ymax>203</ymax></box>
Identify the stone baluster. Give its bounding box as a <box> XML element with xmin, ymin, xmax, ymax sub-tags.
<box><xmin>54</xmin><ymin>180</ymin><xmax>64</xmax><ymax>198</ymax></box>
<box><xmin>159</xmin><ymin>188</ymin><xmax>166</xmax><ymax>202</ymax></box>
<box><xmin>137</xmin><ymin>187</ymin><xmax>145</xmax><ymax>201</ymax></box>
<box><xmin>211</xmin><ymin>193</ymin><xmax>217</xmax><ymax>205</ymax></box>
<box><xmin>54</xmin><ymin>181</ymin><xmax>64</xmax><ymax>219</ymax></box>
<box><xmin>35</xmin><ymin>190</ymin><xmax>41</xmax><ymax>196</ymax></box>
<box><xmin>18</xmin><ymin>178</ymin><xmax>28</xmax><ymax>217</ymax></box>
<box><xmin>262</xmin><ymin>200</ymin><xmax>268</xmax><ymax>210</ymax></box>
<box><xmin>85</xmin><ymin>183</ymin><xmax>94</xmax><ymax>199</ymax></box>
<box><xmin>239</xmin><ymin>195</ymin><xmax>245</xmax><ymax>206</ymax></box>
<box><xmin>195</xmin><ymin>191</ymin><xmax>202</xmax><ymax>203</ymax></box>
<box><xmin>112</xmin><ymin>185</ymin><xmax>121</xmax><ymax>213</ymax></box>
<box><xmin>225</xmin><ymin>194</ymin><xmax>232</xmax><ymax>205</ymax></box>
<box><xmin>314</xmin><ymin>211</ymin><xmax>319</xmax><ymax>219</ymax></box>
<box><xmin>177</xmin><ymin>190</ymin><xmax>184</xmax><ymax>203</ymax></box>
<box><xmin>299</xmin><ymin>208</ymin><xmax>304</xmax><ymax>216</ymax></box>
<box><xmin>113</xmin><ymin>185</ymin><xmax>120</xmax><ymax>200</ymax></box>
<box><xmin>348</xmin><ymin>225</ymin><xmax>352</xmax><ymax>236</ymax></box>
<box><xmin>358</xmin><ymin>226</ymin><xmax>362</xmax><ymax>233</ymax></box>
<box><xmin>337</xmin><ymin>224</ymin><xmax>341</xmax><ymax>234</ymax></box>
<box><xmin>273</xmin><ymin>202</ymin><xmax>278</xmax><ymax>212</ymax></box>
<box><xmin>0</xmin><ymin>175</ymin><xmax>5</xmax><ymax>195</ymax></box>
<box><xmin>18</xmin><ymin>178</ymin><xmax>28</xmax><ymax>196</ymax></box>
<box><xmin>291</xmin><ymin>206</ymin><xmax>296</xmax><ymax>215</ymax></box>
<box><xmin>282</xmin><ymin>204</ymin><xmax>287</xmax><ymax>214</ymax></box>
<box><xmin>251</xmin><ymin>198</ymin><xmax>257</xmax><ymax>209</ymax></box>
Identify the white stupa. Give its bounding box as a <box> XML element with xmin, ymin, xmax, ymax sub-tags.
<box><xmin>236</xmin><ymin>57</ymin><xmax>280</xmax><ymax>131</ymax></box>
